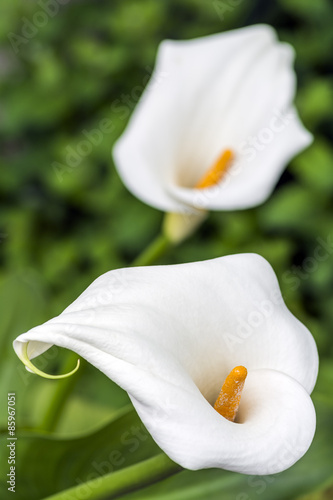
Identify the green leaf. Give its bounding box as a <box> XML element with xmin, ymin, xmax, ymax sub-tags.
<box><xmin>0</xmin><ymin>271</ymin><xmax>49</xmax><ymax>429</ymax></box>
<box><xmin>296</xmin><ymin>479</ymin><xmax>333</xmax><ymax>500</ymax></box>
<box><xmin>0</xmin><ymin>407</ymin><xmax>160</xmax><ymax>500</ymax></box>
<box><xmin>291</xmin><ymin>140</ymin><xmax>333</xmax><ymax>193</ymax></box>
<box><xmin>258</xmin><ymin>183</ymin><xmax>324</xmax><ymax>233</ymax></box>
<box><xmin>296</xmin><ymin>79</ymin><xmax>333</xmax><ymax>129</ymax></box>
<box><xmin>278</xmin><ymin>0</ymin><xmax>332</xmax><ymax>21</ymax></box>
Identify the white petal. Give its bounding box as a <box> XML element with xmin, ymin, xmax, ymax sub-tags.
<box><xmin>113</xmin><ymin>25</ymin><xmax>312</xmax><ymax>212</ymax></box>
<box><xmin>13</xmin><ymin>254</ymin><xmax>318</xmax><ymax>472</ymax></box>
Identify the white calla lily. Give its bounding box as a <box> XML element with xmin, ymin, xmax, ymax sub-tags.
<box><xmin>113</xmin><ymin>25</ymin><xmax>312</xmax><ymax>216</ymax></box>
<box><xmin>13</xmin><ymin>254</ymin><xmax>318</xmax><ymax>475</ymax></box>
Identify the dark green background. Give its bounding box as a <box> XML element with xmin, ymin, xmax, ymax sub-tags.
<box><xmin>0</xmin><ymin>0</ymin><xmax>332</xmax><ymax>499</ymax></box>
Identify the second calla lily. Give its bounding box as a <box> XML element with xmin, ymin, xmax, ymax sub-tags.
<box><xmin>13</xmin><ymin>254</ymin><xmax>318</xmax><ymax>475</ymax></box>
<box><xmin>113</xmin><ymin>25</ymin><xmax>312</xmax><ymax>218</ymax></box>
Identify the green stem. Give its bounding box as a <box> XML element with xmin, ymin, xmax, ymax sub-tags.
<box><xmin>132</xmin><ymin>233</ymin><xmax>171</xmax><ymax>267</ymax></box>
<box><xmin>39</xmin><ymin>353</ymin><xmax>83</xmax><ymax>432</ymax></box>
<box><xmin>43</xmin><ymin>453</ymin><xmax>182</xmax><ymax>500</ymax></box>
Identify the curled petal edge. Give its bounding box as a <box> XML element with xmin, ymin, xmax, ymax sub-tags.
<box><xmin>18</xmin><ymin>341</ymin><xmax>80</xmax><ymax>380</ymax></box>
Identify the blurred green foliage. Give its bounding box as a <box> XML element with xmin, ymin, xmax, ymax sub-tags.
<box><xmin>0</xmin><ymin>0</ymin><xmax>332</xmax><ymax>499</ymax></box>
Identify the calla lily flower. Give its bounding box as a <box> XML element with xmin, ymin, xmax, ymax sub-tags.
<box><xmin>113</xmin><ymin>25</ymin><xmax>312</xmax><ymax>220</ymax></box>
<box><xmin>13</xmin><ymin>254</ymin><xmax>317</xmax><ymax>475</ymax></box>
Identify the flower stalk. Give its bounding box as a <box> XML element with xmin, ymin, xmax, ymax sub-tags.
<box><xmin>42</xmin><ymin>453</ymin><xmax>182</xmax><ymax>500</ymax></box>
<box><xmin>132</xmin><ymin>233</ymin><xmax>171</xmax><ymax>266</ymax></box>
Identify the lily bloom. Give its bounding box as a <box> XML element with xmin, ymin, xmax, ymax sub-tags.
<box><xmin>113</xmin><ymin>25</ymin><xmax>312</xmax><ymax>221</ymax></box>
<box><xmin>13</xmin><ymin>254</ymin><xmax>318</xmax><ymax>475</ymax></box>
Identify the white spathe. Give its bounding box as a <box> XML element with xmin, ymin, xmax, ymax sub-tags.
<box><xmin>113</xmin><ymin>25</ymin><xmax>312</xmax><ymax>213</ymax></box>
<box><xmin>13</xmin><ymin>254</ymin><xmax>318</xmax><ymax>474</ymax></box>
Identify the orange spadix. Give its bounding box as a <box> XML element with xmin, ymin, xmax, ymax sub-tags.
<box><xmin>196</xmin><ymin>149</ymin><xmax>234</xmax><ymax>189</ymax></box>
<box><xmin>214</xmin><ymin>365</ymin><xmax>247</xmax><ymax>422</ymax></box>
